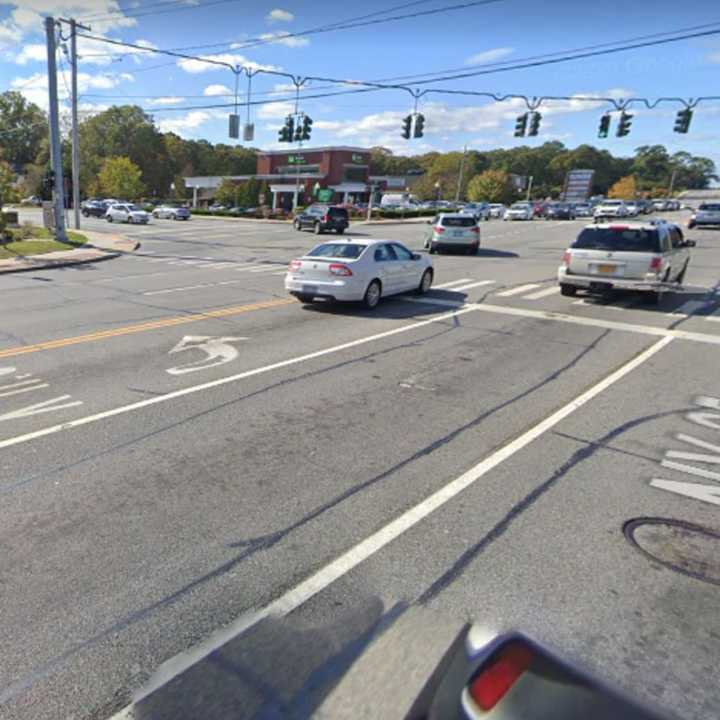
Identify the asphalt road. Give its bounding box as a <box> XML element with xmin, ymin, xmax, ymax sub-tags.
<box><xmin>1</xmin><ymin>210</ymin><xmax>719</xmax><ymax>720</ymax></box>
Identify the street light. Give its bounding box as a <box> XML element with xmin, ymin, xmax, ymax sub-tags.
<box><xmin>434</xmin><ymin>181</ymin><xmax>441</xmax><ymax>202</ymax></box>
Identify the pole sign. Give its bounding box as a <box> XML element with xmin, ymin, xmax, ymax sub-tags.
<box><xmin>562</xmin><ymin>169</ymin><xmax>594</xmax><ymax>202</ymax></box>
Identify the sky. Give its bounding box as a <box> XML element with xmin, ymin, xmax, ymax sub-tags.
<box><xmin>1</xmin><ymin>0</ymin><xmax>720</xmax><ymax>169</ymax></box>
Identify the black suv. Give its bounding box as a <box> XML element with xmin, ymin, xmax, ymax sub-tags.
<box><xmin>293</xmin><ymin>205</ymin><xmax>349</xmax><ymax>235</ymax></box>
<box><xmin>82</xmin><ymin>200</ymin><xmax>109</xmax><ymax>217</ymax></box>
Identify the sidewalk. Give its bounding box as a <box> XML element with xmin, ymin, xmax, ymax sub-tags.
<box><xmin>0</xmin><ymin>229</ymin><xmax>139</xmax><ymax>275</ymax></box>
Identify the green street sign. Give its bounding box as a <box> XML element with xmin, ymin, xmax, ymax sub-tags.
<box><xmin>317</xmin><ymin>189</ymin><xmax>333</xmax><ymax>202</ymax></box>
<box><xmin>288</xmin><ymin>154</ymin><xmax>305</xmax><ymax>165</ymax></box>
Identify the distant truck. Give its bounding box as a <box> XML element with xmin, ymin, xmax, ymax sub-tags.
<box><xmin>380</xmin><ymin>192</ymin><xmax>418</xmax><ymax>208</ymax></box>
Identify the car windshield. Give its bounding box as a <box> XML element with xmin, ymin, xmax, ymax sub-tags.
<box><xmin>306</xmin><ymin>243</ymin><xmax>367</xmax><ymax>259</ymax></box>
<box><xmin>327</xmin><ymin>208</ymin><xmax>348</xmax><ymax>218</ymax></box>
<box><xmin>441</xmin><ymin>216</ymin><xmax>476</xmax><ymax>227</ymax></box>
<box><xmin>572</xmin><ymin>227</ymin><xmax>661</xmax><ymax>253</ymax></box>
<box><xmin>510</xmin><ymin>203</ymin><xmax>529</xmax><ymax>210</ymax></box>
<box><xmin>699</xmin><ymin>203</ymin><xmax>720</xmax><ymax>211</ymax></box>
<box><xmin>127</xmin><ymin>204</ymin><xmax>141</xmax><ymax>211</ymax></box>
<box><xmin>601</xmin><ymin>201</ymin><xmax>622</xmax><ymax>206</ymax></box>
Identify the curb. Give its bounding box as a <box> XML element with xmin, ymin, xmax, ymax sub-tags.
<box><xmin>0</xmin><ymin>250</ymin><xmax>121</xmax><ymax>275</ymax></box>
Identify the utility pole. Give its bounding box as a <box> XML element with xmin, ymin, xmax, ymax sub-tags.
<box><xmin>525</xmin><ymin>175</ymin><xmax>534</xmax><ymax>202</ymax></box>
<box><xmin>70</xmin><ymin>19</ymin><xmax>83</xmax><ymax>229</ymax></box>
<box><xmin>45</xmin><ymin>16</ymin><xmax>68</xmax><ymax>243</ymax></box>
<box><xmin>668</xmin><ymin>168</ymin><xmax>678</xmax><ymax>197</ymax></box>
<box><xmin>455</xmin><ymin>144</ymin><xmax>467</xmax><ymax>203</ymax></box>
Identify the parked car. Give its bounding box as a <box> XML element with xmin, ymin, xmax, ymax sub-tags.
<box><xmin>688</xmin><ymin>202</ymin><xmax>720</xmax><ymax>228</ymax></box>
<box><xmin>636</xmin><ymin>199</ymin><xmax>654</xmax><ymax>214</ymax></box>
<box><xmin>651</xmin><ymin>199</ymin><xmax>669</xmax><ymax>212</ymax></box>
<box><xmin>424</xmin><ymin>213</ymin><xmax>480</xmax><ymax>254</ymax></box>
<box><xmin>593</xmin><ymin>200</ymin><xmax>629</xmax><ymax>221</ymax></box>
<box><xmin>488</xmin><ymin>203</ymin><xmax>507</xmax><ymax>219</ymax></box>
<box><xmin>624</xmin><ymin>201</ymin><xmax>640</xmax><ymax>217</ymax></box>
<box><xmin>106</xmin><ymin>203</ymin><xmax>150</xmax><ymax>224</ymax></box>
<box><xmin>461</xmin><ymin>202</ymin><xmax>491</xmax><ymax>221</ymax></box>
<box><xmin>21</xmin><ymin>195</ymin><xmax>42</xmax><ymax>206</ymax></box>
<box><xmin>152</xmin><ymin>205</ymin><xmax>191</xmax><ymax>220</ymax></box>
<box><xmin>504</xmin><ymin>202</ymin><xmax>534</xmax><ymax>221</ymax></box>
<box><xmin>544</xmin><ymin>203</ymin><xmax>576</xmax><ymax>220</ymax></box>
<box><xmin>572</xmin><ymin>203</ymin><xmax>593</xmax><ymax>218</ymax></box>
<box><xmin>82</xmin><ymin>200</ymin><xmax>109</xmax><ymax>217</ymax></box>
<box><xmin>558</xmin><ymin>221</ymin><xmax>694</xmax><ymax>301</ymax></box>
<box><xmin>293</xmin><ymin>205</ymin><xmax>349</xmax><ymax>235</ymax></box>
<box><xmin>208</xmin><ymin>203</ymin><xmax>227</xmax><ymax>213</ymax></box>
<box><xmin>285</xmin><ymin>239</ymin><xmax>434</xmax><ymax>309</ymax></box>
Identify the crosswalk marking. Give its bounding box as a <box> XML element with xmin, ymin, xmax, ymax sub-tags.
<box><xmin>522</xmin><ymin>286</ymin><xmax>560</xmax><ymax>300</ymax></box>
<box><xmin>449</xmin><ymin>280</ymin><xmax>496</xmax><ymax>292</ymax></box>
<box><xmin>433</xmin><ymin>278</ymin><xmax>473</xmax><ymax>289</ymax></box>
<box><xmin>496</xmin><ymin>283</ymin><xmax>541</xmax><ymax>297</ymax></box>
<box><xmin>671</xmin><ymin>300</ymin><xmax>705</xmax><ymax>316</ymax></box>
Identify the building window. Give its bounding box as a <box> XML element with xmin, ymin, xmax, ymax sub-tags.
<box><xmin>276</xmin><ymin>164</ymin><xmax>320</xmax><ymax>175</ymax></box>
<box><xmin>342</xmin><ymin>166</ymin><xmax>367</xmax><ymax>182</ymax></box>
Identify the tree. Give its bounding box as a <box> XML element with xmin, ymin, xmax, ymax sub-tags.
<box><xmin>0</xmin><ymin>92</ymin><xmax>48</xmax><ymax>167</ymax></box>
<box><xmin>97</xmin><ymin>156</ymin><xmax>145</xmax><ymax>199</ymax></box>
<box><xmin>608</xmin><ymin>175</ymin><xmax>637</xmax><ymax>199</ymax></box>
<box><xmin>466</xmin><ymin>170</ymin><xmax>515</xmax><ymax>204</ymax></box>
<box><xmin>0</xmin><ymin>161</ymin><xmax>18</xmax><ymax>206</ymax></box>
<box><xmin>215</xmin><ymin>179</ymin><xmax>239</xmax><ymax>207</ymax></box>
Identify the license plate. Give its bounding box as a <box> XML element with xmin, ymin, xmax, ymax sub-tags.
<box><xmin>453</xmin><ymin>231</ymin><xmax>463</xmax><ymax>237</ymax></box>
<box><xmin>301</xmin><ymin>285</ymin><xmax>318</xmax><ymax>294</ymax></box>
<box><xmin>597</xmin><ymin>264</ymin><xmax>615</xmax><ymax>274</ymax></box>
<box><xmin>589</xmin><ymin>281</ymin><xmax>612</xmax><ymax>292</ymax></box>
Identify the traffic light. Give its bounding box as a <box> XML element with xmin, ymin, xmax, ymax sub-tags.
<box><xmin>413</xmin><ymin>113</ymin><xmax>425</xmax><ymax>138</ymax></box>
<box><xmin>514</xmin><ymin>112</ymin><xmax>528</xmax><ymax>137</ymax></box>
<box><xmin>598</xmin><ymin>113</ymin><xmax>611</xmax><ymax>139</ymax></box>
<box><xmin>301</xmin><ymin>115</ymin><xmax>313</xmax><ymax>141</ymax></box>
<box><xmin>616</xmin><ymin>111</ymin><xmax>633</xmax><ymax>137</ymax></box>
<box><xmin>278</xmin><ymin>115</ymin><xmax>295</xmax><ymax>143</ymax></box>
<box><xmin>294</xmin><ymin>121</ymin><xmax>303</xmax><ymax>142</ymax></box>
<box><xmin>527</xmin><ymin>111</ymin><xmax>542</xmax><ymax>136</ymax></box>
<box><xmin>401</xmin><ymin>115</ymin><xmax>413</xmax><ymax>139</ymax></box>
<box><xmin>43</xmin><ymin>169</ymin><xmax>55</xmax><ymax>192</ymax></box>
<box><xmin>674</xmin><ymin>108</ymin><xmax>693</xmax><ymax>134</ymax></box>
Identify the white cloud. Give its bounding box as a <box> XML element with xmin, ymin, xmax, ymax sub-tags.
<box><xmin>257</xmin><ymin>101</ymin><xmax>295</xmax><ymax>119</ymax></box>
<box><xmin>465</xmin><ymin>47</ymin><xmax>514</xmax><ymax>66</ymax></box>
<box><xmin>178</xmin><ymin>53</ymin><xmax>279</xmax><ymax>74</ymax></box>
<box><xmin>156</xmin><ymin>111</ymin><xmax>211</xmax><ymax>135</ymax></box>
<box><xmin>265</xmin><ymin>8</ymin><xmax>293</xmax><ymax>23</ymax></box>
<box><xmin>203</xmin><ymin>83</ymin><xmax>232</xmax><ymax>96</ymax></box>
<box><xmin>15</xmin><ymin>43</ymin><xmax>46</xmax><ymax>64</ymax></box>
<box><xmin>0</xmin><ymin>19</ymin><xmax>22</xmax><ymax>50</ymax></box>
<box><xmin>708</xmin><ymin>52</ymin><xmax>720</xmax><ymax>63</ymax></box>
<box><xmin>257</xmin><ymin>31</ymin><xmax>308</xmax><ymax>48</ymax></box>
<box><xmin>148</xmin><ymin>97</ymin><xmax>184</xmax><ymax>105</ymax></box>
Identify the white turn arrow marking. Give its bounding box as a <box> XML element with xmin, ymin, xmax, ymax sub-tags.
<box><xmin>166</xmin><ymin>335</ymin><xmax>247</xmax><ymax>375</ymax></box>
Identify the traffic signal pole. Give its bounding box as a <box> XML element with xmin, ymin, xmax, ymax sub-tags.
<box><xmin>45</xmin><ymin>17</ymin><xmax>68</xmax><ymax>243</ymax></box>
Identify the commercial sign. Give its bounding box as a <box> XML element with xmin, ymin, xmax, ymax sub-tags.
<box><xmin>317</xmin><ymin>188</ymin><xmax>334</xmax><ymax>202</ymax></box>
<box><xmin>562</xmin><ymin>169</ymin><xmax>594</xmax><ymax>202</ymax></box>
<box><xmin>351</xmin><ymin>153</ymin><xmax>365</xmax><ymax>164</ymax></box>
<box><xmin>287</xmin><ymin>154</ymin><xmax>306</xmax><ymax>165</ymax></box>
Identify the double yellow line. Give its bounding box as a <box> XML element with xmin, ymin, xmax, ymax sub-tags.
<box><xmin>0</xmin><ymin>298</ymin><xmax>295</xmax><ymax>359</ymax></box>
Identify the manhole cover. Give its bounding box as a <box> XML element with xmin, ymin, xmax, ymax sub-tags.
<box><xmin>624</xmin><ymin>518</ymin><xmax>720</xmax><ymax>586</ymax></box>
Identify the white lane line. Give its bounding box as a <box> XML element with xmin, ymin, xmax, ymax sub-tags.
<box><xmin>523</xmin><ymin>286</ymin><xmax>561</xmax><ymax>300</ymax></box>
<box><xmin>249</xmin><ymin>266</ymin><xmax>284</xmax><ymax>273</ymax></box>
<box><xmin>706</xmin><ymin>314</ymin><xmax>720</xmax><ymax>323</ymax></box>
<box><xmin>144</xmin><ymin>279</ymin><xmax>256</xmax><ymax>296</ymax></box>
<box><xmin>671</xmin><ymin>300</ymin><xmax>705</xmax><ymax>316</ymax></box>
<box><xmin>234</xmin><ymin>265</ymin><xmax>270</xmax><ymax>272</ymax></box>
<box><xmin>193</xmin><ymin>262</ymin><xmax>238</xmax><ymax>269</ymax></box>
<box><xmin>433</xmin><ymin>278</ymin><xmax>474</xmax><ymax>289</ymax></box>
<box><xmin>272</xmin><ymin>271</ymin><xmax>287</xmax><ymax>276</ymax></box>
<box><xmin>496</xmin><ymin>283</ymin><xmax>542</xmax><ymax>297</ymax></box>
<box><xmin>117</xmin><ymin>334</ymin><xmax>673</xmax><ymax>711</ymax></box>
<box><xmin>0</xmin><ymin>306</ymin><xmax>479</xmax><ymax>452</ymax></box>
<box><xmin>448</xmin><ymin>280</ymin><xmax>496</xmax><ymax>292</ymax></box>
<box><xmin>0</xmin><ymin>383</ymin><xmax>49</xmax><ymax>398</ymax></box>
<box><xmin>0</xmin><ymin>379</ymin><xmax>43</xmax><ymax>391</ymax></box>
<box><xmin>572</xmin><ymin>298</ymin><xmax>626</xmax><ymax>312</ymax></box>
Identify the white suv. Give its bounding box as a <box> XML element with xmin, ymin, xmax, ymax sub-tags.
<box><xmin>558</xmin><ymin>222</ymin><xmax>694</xmax><ymax>300</ymax></box>
<box><xmin>593</xmin><ymin>200</ymin><xmax>629</xmax><ymax>221</ymax></box>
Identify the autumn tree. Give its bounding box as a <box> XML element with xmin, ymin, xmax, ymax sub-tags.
<box><xmin>466</xmin><ymin>170</ymin><xmax>516</xmax><ymax>204</ymax></box>
<box><xmin>608</xmin><ymin>175</ymin><xmax>637</xmax><ymax>199</ymax></box>
<box><xmin>97</xmin><ymin>156</ymin><xmax>145</xmax><ymax>199</ymax></box>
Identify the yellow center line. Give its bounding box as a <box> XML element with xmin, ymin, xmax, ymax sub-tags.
<box><xmin>0</xmin><ymin>298</ymin><xmax>295</xmax><ymax>359</ymax></box>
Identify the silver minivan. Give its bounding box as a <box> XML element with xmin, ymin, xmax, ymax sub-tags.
<box><xmin>558</xmin><ymin>222</ymin><xmax>694</xmax><ymax>301</ymax></box>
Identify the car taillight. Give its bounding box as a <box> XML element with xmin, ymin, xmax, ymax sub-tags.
<box><xmin>561</xmin><ymin>251</ymin><xmax>571</xmax><ymax>266</ymax></box>
<box><xmin>649</xmin><ymin>256</ymin><xmax>663</xmax><ymax>272</ymax></box>
<box><xmin>289</xmin><ymin>260</ymin><xmax>302</xmax><ymax>271</ymax></box>
<box><xmin>470</xmin><ymin>226</ymin><xmax>480</xmax><ymax>233</ymax></box>
<box><xmin>322</xmin><ymin>215</ymin><xmax>329</xmax><ymax>223</ymax></box>
<box><xmin>468</xmin><ymin>643</ymin><xmax>534</xmax><ymax>711</ymax></box>
<box><xmin>435</xmin><ymin>226</ymin><xmax>445</xmax><ymax>234</ymax></box>
<box><xmin>329</xmin><ymin>263</ymin><xmax>352</xmax><ymax>276</ymax></box>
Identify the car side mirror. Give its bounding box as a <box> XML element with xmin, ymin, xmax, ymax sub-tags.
<box><xmin>685</xmin><ymin>240</ymin><xmax>696</xmax><ymax>247</ymax></box>
<box><xmin>412</xmin><ymin>253</ymin><xmax>422</xmax><ymax>260</ymax></box>
<box><xmin>426</xmin><ymin>220</ymin><xmax>432</xmax><ymax>224</ymax></box>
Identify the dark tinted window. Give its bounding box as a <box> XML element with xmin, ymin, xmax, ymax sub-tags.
<box><xmin>699</xmin><ymin>203</ymin><xmax>720</xmax><ymax>211</ymax></box>
<box><xmin>391</xmin><ymin>243</ymin><xmax>413</xmax><ymax>260</ymax></box>
<box><xmin>374</xmin><ymin>244</ymin><xmax>397</xmax><ymax>261</ymax></box>
<box><xmin>572</xmin><ymin>228</ymin><xmax>661</xmax><ymax>253</ymax></box>
<box><xmin>328</xmin><ymin>207</ymin><xmax>349</xmax><ymax>219</ymax></box>
<box><xmin>441</xmin><ymin>216</ymin><xmax>476</xmax><ymax>227</ymax></box>
<box><xmin>669</xmin><ymin>227</ymin><xmax>684</xmax><ymax>248</ymax></box>
<box><xmin>307</xmin><ymin>243</ymin><xmax>367</xmax><ymax>259</ymax></box>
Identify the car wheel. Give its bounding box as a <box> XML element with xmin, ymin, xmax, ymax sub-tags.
<box><xmin>294</xmin><ymin>220</ymin><xmax>302</xmax><ymax>231</ymax></box>
<box><xmin>416</xmin><ymin>269</ymin><xmax>433</xmax><ymax>295</ymax></box>
<box><xmin>560</xmin><ymin>284</ymin><xmax>577</xmax><ymax>297</ymax></box>
<box><xmin>314</xmin><ymin>222</ymin><xmax>322</xmax><ymax>235</ymax></box>
<box><xmin>107</xmin><ymin>215</ymin><xmax>113</xmax><ymax>222</ymax></box>
<box><xmin>428</xmin><ymin>245</ymin><xmax>437</xmax><ymax>255</ymax></box>
<box><xmin>363</xmin><ymin>280</ymin><xmax>381</xmax><ymax>309</ymax></box>
<box><xmin>335</xmin><ymin>227</ymin><xmax>345</xmax><ymax>234</ymax></box>
<box><xmin>295</xmin><ymin>294</ymin><xmax>314</xmax><ymax>304</ymax></box>
<box><xmin>688</xmin><ymin>221</ymin><xmax>696</xmax><ymax>229</ymax></box>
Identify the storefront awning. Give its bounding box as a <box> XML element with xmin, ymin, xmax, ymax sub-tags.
<box><xmin>270</xmin><ymin>184</ymin><xmax>306</xmax><ymax>193</ymax></box>
<box><xmin>329</xmin><ymin>183</ymin><xmax>367</xmax><ymax>192</ymax></box>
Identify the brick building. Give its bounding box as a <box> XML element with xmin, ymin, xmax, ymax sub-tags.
<box><xmin>185</xmin><ymin>146</ymin><xmax>408</xmax><ymax>209</ymax></box>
